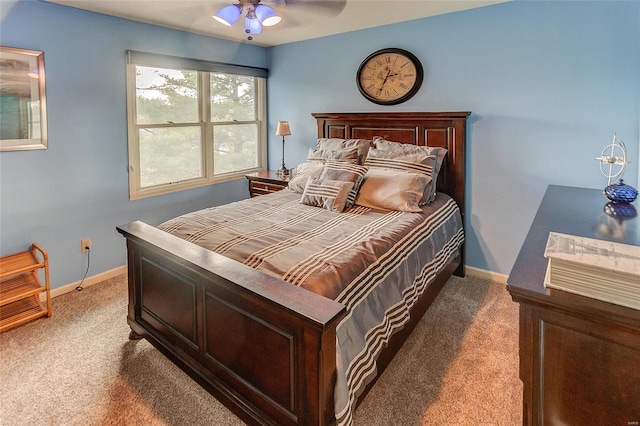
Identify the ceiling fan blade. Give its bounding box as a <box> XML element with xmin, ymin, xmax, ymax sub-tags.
<box><xmin>264</xmin><ymin>0</ymin><xmax>346</xmax><ymax>17</ymax></box>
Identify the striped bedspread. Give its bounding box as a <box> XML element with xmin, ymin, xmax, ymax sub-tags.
<box><xmin>158</xmin><ymin>188</ymin><xmax>464</xmax><ymax>426</ymax></box>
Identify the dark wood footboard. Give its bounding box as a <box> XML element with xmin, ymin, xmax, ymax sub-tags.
<box><xmin>117</xmin><ymin>221</ymin><xmax>346</xmax><ymax>425</ymax></box>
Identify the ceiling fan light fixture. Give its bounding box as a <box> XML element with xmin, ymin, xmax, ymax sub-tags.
<box><xmin>245</xmin><ymin>15</ymin><xmax>263</xmax><ymax>34</ymax></box>
<box><xmin>254</xmin><ymin>4</ymin><xmax>281</xmax><ymax>26</ymax></box>
<box><xmin>213</xmin><ymin>4</ymin><xmax>242</xmax><ymax>26</ymax></box>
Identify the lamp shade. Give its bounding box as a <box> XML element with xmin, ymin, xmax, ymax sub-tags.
<box><xmin>213</xmin><ymin>4</ymin><xmax>241</xmax><ymax>26</ymax></box>
<box><xmin>255</xmin><ymin>4</ymin><xmax>281</xmax><ymax>26</ymax></box>
<box><xmin>276</xmin><ymin>121</ymin><xmax>291</xmax><ymax>136</ymax></box>
<box><xmin>245</xmin><ymin>16</ymin><xmax>263</xmax><ymax>34</ymax></box>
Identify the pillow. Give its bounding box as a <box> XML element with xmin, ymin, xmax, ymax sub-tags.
<box><xmin>318</xmin><ymin>161</ymin><xmax>368</xmax><ymax>208</ymax></box>
<box><xmin>373</xmin><ymin>138</ymin><xmax>448</xmax><ymax>189</ymax></box>
<box><xmin>300</xmin><ymin>177</ymin><xmax>354</xmax><ymax>213</ymax></box>
<box><xmin>373</xmin><ymin>137</ymin><xmax>425</xmax><ymax>153</ymax></box>
<box><xmin>424</xmin><ymin>148</ymin><xmax>447</xmax><ymax>202</ymax></box>
<box><xmin>374</xmin><ymin>137</ymin><xmax>447</xmax><ymax>159</ymax></box>
<box><xmin>355</xmin><ymin>169</ymin><xmax>431</xmax><ymax>212</ymax></box>
<box><xmin>364</xmin><ymin>147</ymin><xmax>447</xmax><ymax>205</ymax></box>
<box><xmin>288</xmin><ymin>161</ymin><xmax>324</xmax><ymax>193</ymax></box>
<box><xmin>307</xmin><ymin>147</ymin><xmax>358</xmax><ymax>163</ymax></box>
<box><xmin>316</xmin><ymin>138</ymin><xmax>373</xmax><ymax>165</ymax></box>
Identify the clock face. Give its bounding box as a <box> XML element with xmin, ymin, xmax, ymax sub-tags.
<box><xmin>356</xmin><ymin>48</ymin><xmax>423</xmax><ymax>105</ymax></box>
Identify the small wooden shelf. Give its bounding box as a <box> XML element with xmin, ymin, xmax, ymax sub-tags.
<box><xmin>0</xmin><ymin>243</ymin><xmax>51</xmax><ymax>332</ymax></box>
<box><xmin>0</xmin><ymin>273</ymin><xmax>43</xmax><ymax>305</ymax></box>
<box><xmin>0</xmin><ymin>296</ymin><xmax>46</xmax><ymax>329</ymax></box>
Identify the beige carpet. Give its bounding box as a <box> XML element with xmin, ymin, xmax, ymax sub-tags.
<box><xmin>0</xmin><ymin>274</ymin><xmax>521</xmax><ymax>425</ymax></box>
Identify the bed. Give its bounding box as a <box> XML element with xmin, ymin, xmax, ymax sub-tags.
<box><xmin>116</xmin><ymin>111</ymin><xmax>470</xmax><ymax>425</ymax></box>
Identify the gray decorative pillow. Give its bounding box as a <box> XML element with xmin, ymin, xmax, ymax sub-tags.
<box><xmin>424</xmin><ymin>148</ymin><xmax>447</xmax><ymax>203</ymax></box>
<box><xmin>307</xmin><ymin>147</ymin><xmax>358</xmax><ymax>163</ymax></box>
<box><xmin>372</xmin><ymin>137</ymin><xmax>448</xmax><ymax>203</ymax></box>
<box><xmin>316</xmin><ymin>138</ymin><xmax>373</xmax><ymax>165</ymax></box>
<box><xmin>318</xmin><ymin>161</ymin><xmax>368</xmax><ymax>208</ymax></box>
<box><xmin>355</xmin><ymin>168</ymin><xmax>431</xmax><ymax>212</ymax></box>
<box><xmin>364</xmin><ymin>148</ymin><xmax>446</xmax><ymax>205</ymax></box>
<box><xmin>300</xmin><ymin>177</ymin><xmax>354</xmax><ymax>213</ymax></box>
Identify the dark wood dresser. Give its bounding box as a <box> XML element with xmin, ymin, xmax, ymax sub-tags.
<box><xmin>507</xmin><ymin>185</ymin><xmax>640</xmax><ymax>425</ymax></box>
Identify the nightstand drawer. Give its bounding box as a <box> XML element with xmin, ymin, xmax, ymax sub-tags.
<box><xmin>246</xmin><ymin>171</ymin><xmax>290</xmax><ymax>197</ymax></box>
<box><xmin>250</xmin><ymin>180</ymin><xmax>286</xmax><ymax>196</ymax></box>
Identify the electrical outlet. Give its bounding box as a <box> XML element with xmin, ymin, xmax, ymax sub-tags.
<box><xmin>81</xmin><ymin>238</ymin><xmax>92</xmax><ymax>253</ymax></box>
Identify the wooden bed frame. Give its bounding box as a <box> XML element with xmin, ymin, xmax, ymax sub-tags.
<box><xmin>116</xmin><ymin>111</ymin><xmax>470</xmax><ymax>425</ymax></box>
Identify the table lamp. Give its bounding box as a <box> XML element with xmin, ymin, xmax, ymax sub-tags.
<box><xmin>276</xmin><ymin>121</ymin><xmax>291</xmax><ymax>176</ymax></box>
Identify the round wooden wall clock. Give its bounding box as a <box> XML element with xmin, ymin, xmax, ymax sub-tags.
<box><xmin>356</xmin><ymin>48</ymin><xmax>424</xmax><ymax>105</ymax></box>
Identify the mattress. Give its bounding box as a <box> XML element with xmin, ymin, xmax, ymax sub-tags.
<box><xmin>159</xmin><ymin>188</ymin><xmax>464</xmax><ymax>425</ymax></box>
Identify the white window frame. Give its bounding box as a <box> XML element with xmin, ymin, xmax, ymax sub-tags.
<box><xmin>125</xmin><ymin>51</ymin><xmax>267</xmax><ymax>200</ymax></box>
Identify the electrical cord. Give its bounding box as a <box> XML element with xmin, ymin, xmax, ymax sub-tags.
<box><xmin>76</xmin><ymin>247</ymin><xmax>90</xmax><ymax>291</ymax></box>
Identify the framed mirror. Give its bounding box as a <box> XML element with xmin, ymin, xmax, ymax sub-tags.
<box><xmin>0</xmin><ymin>46</ymin><xmax>48</xmax><ymax>151</ymax></box>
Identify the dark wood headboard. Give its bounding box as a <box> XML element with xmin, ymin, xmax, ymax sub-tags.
<box><xmin>312</xmin><ymin>112</ymin><xmax>470</xmax><ymax>216</ymax></box>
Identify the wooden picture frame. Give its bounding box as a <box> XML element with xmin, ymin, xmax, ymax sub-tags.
<box><xmin>0</xmin><ymin>46</ymin><xmax>48</xmax><ymax>151</ymax></box>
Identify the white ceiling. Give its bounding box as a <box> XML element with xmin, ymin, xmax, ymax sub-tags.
<box><xmin>43</xmin><ymin>0</ymin><xmax>507</xmax><ymax>47</ymax></box>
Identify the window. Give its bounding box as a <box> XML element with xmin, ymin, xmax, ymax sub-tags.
<box><xmin>126</xmin><ymin>51</ymin><xmax>268</xmax><ymax>200</ymax></box>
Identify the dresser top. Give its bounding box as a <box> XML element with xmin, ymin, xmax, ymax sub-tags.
<box><xmin>507</xmin><ymin>185</ymin><xmax>639</xmax><ymax>297</ymax></box>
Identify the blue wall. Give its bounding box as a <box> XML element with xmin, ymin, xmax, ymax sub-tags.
<box><xmin>267</xmin><ymin>0</ymin><xmax>640</xmax><ymax>275</ymax></box>
<box><xmin>1</xmin><ymin>0</ymin><xmax>638</xmax><ymax>289</ymax></box>
<box><xmin>0</xmin><ymin>0</ymin><xmax>268</xmax><ymax>289</ymax></box>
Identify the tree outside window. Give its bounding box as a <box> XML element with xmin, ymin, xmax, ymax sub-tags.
<box><xmin>126</xmin><ymin>56</ymin><xmax>266</xmax><ymax>200</ymax></box>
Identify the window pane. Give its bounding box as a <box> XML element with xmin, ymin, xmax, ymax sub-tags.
<box><xmin>139</xmin><ymin>126</ymin><xmax>202</xmax><ymax>187</ymax></box>
<box><xmin>136</xmin><ymin>66</ymin><xmax>198</xmax><ymax>125</ymax></box>
<box><xmin>213</xmin><ymin>124</ymin><xmax>258</xmax><ymax>174</ymax></box>
<box><xmin>211</xmin><ymin>74</ymin><xmax>255</xmax><ymax>122</ymax></box>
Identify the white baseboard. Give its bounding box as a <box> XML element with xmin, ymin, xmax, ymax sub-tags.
<box><xmin>43</xmin><ymin>264</ymin><xmax>505</xmax><ymax>300</ymax></box>
<box><xmin>46</xmin><ymin>265</ymin><xmax>127</xmax><ymax>300</ymax></box>
<box><xmin>465</xmin><ymin>265</ymin><xmax>508</xmax><ymax>283</ymax></box>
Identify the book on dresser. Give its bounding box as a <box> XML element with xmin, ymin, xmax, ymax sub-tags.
<box><xmin>543</xmin><ymin>232</ymin><xmax>640</xmax><ymax>310</ymax></box>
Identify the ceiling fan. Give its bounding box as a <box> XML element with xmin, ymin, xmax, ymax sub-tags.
<box><xmin>213</xmin><ymin>0</ymin><xmax>347</xmax><ymax>40</ymax></box>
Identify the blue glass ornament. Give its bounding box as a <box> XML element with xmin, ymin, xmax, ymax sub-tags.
<box><xmin>604</xmin><ymin>179</ymin><xmax>638</xmax><ymax>203</ymax></box>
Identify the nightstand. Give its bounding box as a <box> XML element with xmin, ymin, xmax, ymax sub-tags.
<box><xmin>246</xmin><ymin>171</ymin><xmax>290</xmax><ymax>197</ymax></box>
